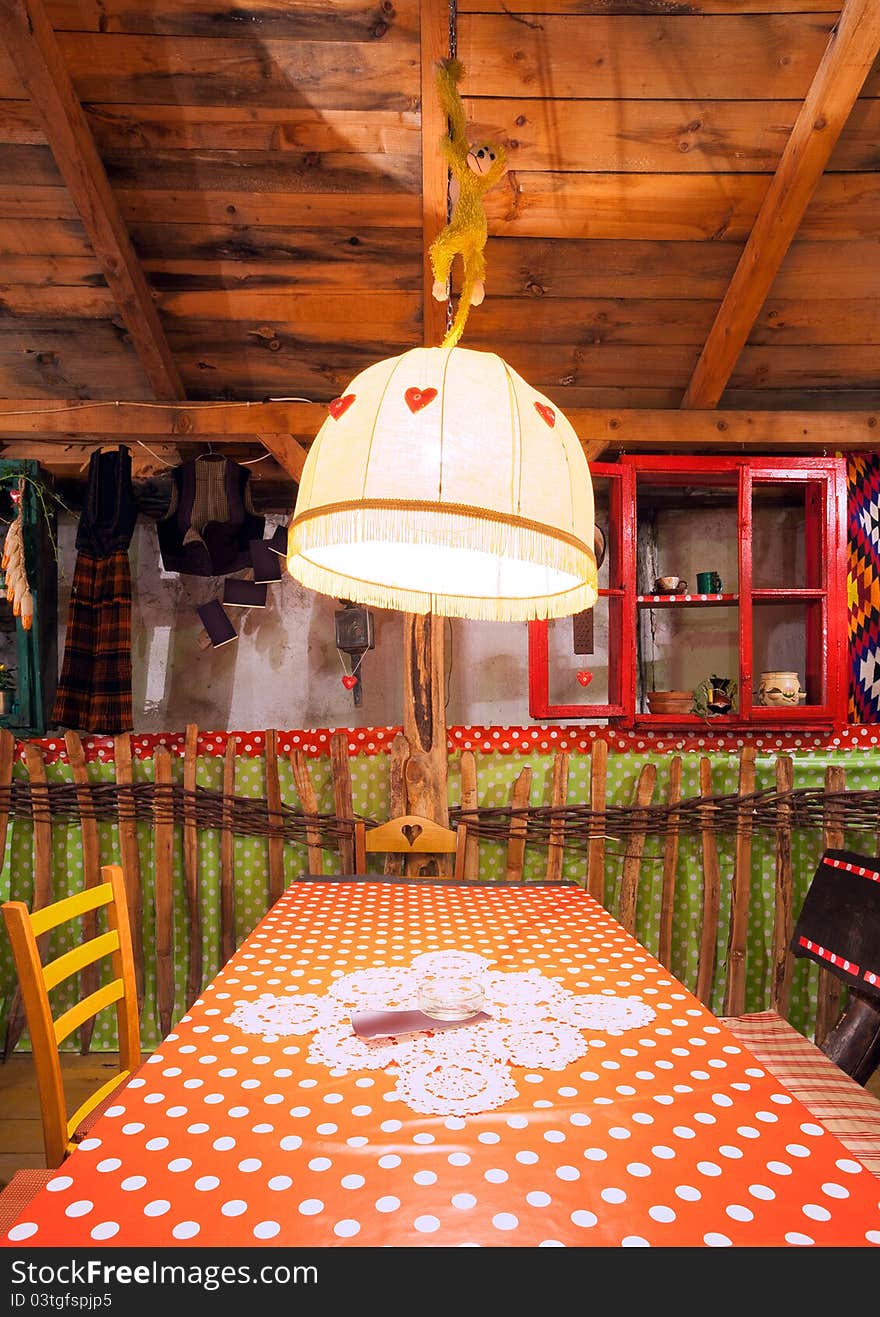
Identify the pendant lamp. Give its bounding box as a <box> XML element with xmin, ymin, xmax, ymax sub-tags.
<box><xmin>286</xmin><ymin>344</ymin><xmax>598</xmax><ymax>622</ymax></box>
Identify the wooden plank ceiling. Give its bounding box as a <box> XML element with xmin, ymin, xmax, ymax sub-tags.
<box><xmin>0</xmin><ymin>0</ymin><xmax>878</xmax><ymax>502</ymax></box>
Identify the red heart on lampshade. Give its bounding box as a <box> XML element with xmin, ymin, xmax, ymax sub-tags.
<box><xmin>328</xmin><ymin>393</ymin><xmax>356</xmax><ymax>420</ymax></box>
<box><xmin>341</xmin><ymin>674</ymin><xmax>358</xmax><ymax>690</ymax></box>
<box><xmin>534</xmin><ymin>401</ymin><xmax>556</xmax><ymax>428</ymax></box>
<box><xmin>405</xmin><ymin>386</ymin><xmax>438</xmax><ymax>413</ymax></box>
<box><xmin>576</xmin><ymin>670</ymin><xmax>593</xmax><ymax>687</ymax></box>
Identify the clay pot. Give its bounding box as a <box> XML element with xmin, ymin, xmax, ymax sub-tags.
<box><xmin>757</xmin><ymin>671</ymin><xmax>806</xmax><ymax>706</ymax></box>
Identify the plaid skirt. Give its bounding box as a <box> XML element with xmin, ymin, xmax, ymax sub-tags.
<box><xmin>52</xmin><ymin>550</ymin><xmax>133</xmax><ymax>734</ymax></box>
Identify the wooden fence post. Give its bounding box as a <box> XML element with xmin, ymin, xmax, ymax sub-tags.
<box><xmin>658</xmin><ymin>755</ymin><xmax>682</xmax><ymax>969</ymax></box>
<box><xmin>723</xmin><ymin>745</ymin><xmax>757</xmax><ymax>1016</ymax></box>
<box><xmin>617</xmin><ymin>762</ymin><xmax>656</xmax><ymax>934</ymax></box>
<box><xmin>770</xmin><ymin>753</ymin><xmax>794</xmax><ymax>1018</ymax></box>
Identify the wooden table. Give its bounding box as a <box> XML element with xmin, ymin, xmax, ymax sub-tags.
<box><xmin>4</xmin><ymin>879</ymin><xmax>879</xmax><ymax>1249</ymax></box>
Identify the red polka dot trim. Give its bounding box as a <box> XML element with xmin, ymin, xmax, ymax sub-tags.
<box><xmin>27</xmin><ymin>723</ymin><xmax>880</xmax><ymax>763</ymax></box>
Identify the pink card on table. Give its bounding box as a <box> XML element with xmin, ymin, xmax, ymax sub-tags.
<box><xmin>352</xmin><ymin>1009</ymin><xmax>490</xmax><ymax>1038</ymax></box>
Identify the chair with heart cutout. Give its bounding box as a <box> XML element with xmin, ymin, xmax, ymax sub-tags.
<box><xmin>353</xmin><ymin>814</ymin><xmax>468</xmax><ymax>881</ymax></box>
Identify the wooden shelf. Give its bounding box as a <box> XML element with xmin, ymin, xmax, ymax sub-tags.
<box><xmin>637</xmin><ymin>592</ymin><xmax>737</xmax><ymax>607</ymax></box>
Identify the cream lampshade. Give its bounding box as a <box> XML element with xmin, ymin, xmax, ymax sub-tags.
<box><xmin>286</xmin><ymin>344</ymin><xmax>598</xmax><ymax>621</ymax></box>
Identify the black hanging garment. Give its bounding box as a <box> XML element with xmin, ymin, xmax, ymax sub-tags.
<box><xmin>52</xmin><ymin>446</ymin><xmax>139</xmax><ymax>734</ymax></box>
<box><xmin>157</xmin><ymin>456</ymin><xmax>265</xmax><ymax>577</ymax></box>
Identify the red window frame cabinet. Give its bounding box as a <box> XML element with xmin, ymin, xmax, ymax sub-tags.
<box><xmin>528</xmin><ymin>455</ymin><xmax>848</xmax><ymax>731</ymax></box>
<box><xmin>528</xmin><ymin>461</ymin><xmax>633</xmax><ymax>721</ymax></box>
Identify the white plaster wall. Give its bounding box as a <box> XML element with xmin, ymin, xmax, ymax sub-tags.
<box><xmin>53</xmin><ymin>495</ymin><xmax>807</xmax><ymax>733</ymax></box>
<box><xmin>54</xmin><ymin>513</ymin><xmax>534</xmax><ymax>732</ymax></box>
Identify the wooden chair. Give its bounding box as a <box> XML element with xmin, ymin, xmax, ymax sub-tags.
<box><xmin>0</xmin><ymin>1170</ymin><xmax>55</xmax><ymax>1236</ymax></box>
<box><xmin>353</xmin><ymin>813</ymin><xmax>468</xmax><ymax>880</ymax></box>
<box><xmin>1</xmin><ymin>863</ymin><xmax>141</xmax><ymax>1168</ymax></box>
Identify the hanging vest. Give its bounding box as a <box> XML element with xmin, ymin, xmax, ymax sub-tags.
<box><xmin>157</xmin><ymin>456</ymin><xmax>265</xmax><ymax>577</ymax></box>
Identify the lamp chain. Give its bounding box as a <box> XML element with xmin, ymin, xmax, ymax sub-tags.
<box><xmin>444</xmin><ymin>0</ymin><xmax>458</xmax><ymax>340</ymax></box>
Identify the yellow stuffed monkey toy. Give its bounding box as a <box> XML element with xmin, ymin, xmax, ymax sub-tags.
<box><xmin>429</xmin><ymin>58</ymin><xmax>507</xmax><ymax>348</ymax></box>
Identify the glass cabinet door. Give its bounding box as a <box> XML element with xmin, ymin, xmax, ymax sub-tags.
<box><xmin>528</xmin><ymin>463</ymin><xmax>630</xmax><ymax>720</ymax></box>
<box><xmin>742</xmin><ymin>462</ymin><xmax>847</xmax><ymax>724</ymax></box>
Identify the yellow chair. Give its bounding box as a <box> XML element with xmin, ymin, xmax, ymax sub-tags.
<box><xmin>354</xmin><ymin>813</ymin><xmax>468</xmax><ymax>880</ymax></box>
<box><xmin>1</xmin><ymin>863</ymin><xmax>141</xmax><ymax>1168</ymax></box>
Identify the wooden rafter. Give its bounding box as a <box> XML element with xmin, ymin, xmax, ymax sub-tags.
<box><xmin>0</xmin><ymin>0</ymin><xmax>184</xmax><ymax>400</ymax></box>
<box><xmin>254</xmin><ymin>433</ymin><xmax>309</xmax><ymax>485</ymax></box>
<box><xmin>681</xmin><ymin>0</ymin><xmax>880</xmax><ymax>409</ymax></box>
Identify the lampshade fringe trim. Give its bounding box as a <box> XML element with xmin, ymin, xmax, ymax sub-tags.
<box><xmin>287</xmin><ymin>555</ymin><xmax>596</xmax><ymax>621</ymax></box>
<box><xmin>291</xmin><ymin>505</ymin><xmax>595</xmax><ymax>578</ymax></box>
<box><xmin>288</xmin><ymin>505</ymin><xmax>598</xmax><ymax>621</ymax></box>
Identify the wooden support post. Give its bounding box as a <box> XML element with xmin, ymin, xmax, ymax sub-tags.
<box><xmin>402</xmin><ymin>613</ymin><xmax>449</xmax><ymax>875</ymax></box>
<box><xmin>617</xmin><ymin>762</ymin><xmax>657</xmax><ymax>935</ymax></box>
<box><xmin>113</xmin><ymin>732</ymin><xmax>144</xmax><ymax>1015</ymax></box>
<box><xmin>771</xmin><ymin>753</ymin><xmax>795</xmax><ymax>1018</ymax></box>
<box><xmin>64</xmin><ymin>730</ymin><xmax>101</xmax><ymax>1053</ymax></box>
<box><xmin>658</xmin><ymin>755</ymin><xmax>682</xmax><ymax>970</ymax></box>
<box><xmin>723</xmin><ymin>745</ymin><xmax>757</xmax><ymax>1017</ymax></box>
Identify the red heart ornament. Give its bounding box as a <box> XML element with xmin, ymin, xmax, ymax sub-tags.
<box><xmin>405</xmin><ymin>386</ymin><xmax>438</xmax><ymax>414</ymax></box>
<box><xmin>534</xmin><ymin>401</ymin><xmax>556</xmax><ymax>428</ymax></box>
<box><xmin>576</xmin><ymin>670</ymin><xmax>593</xmax><ymax>687</ymax></box>
<box><xmin>328</xmin><ymin>393</ymin><xmax>355</xmax><ymax>420</ymax></box>
<box><xmin>341</xmin><ymin>674</ymin><xmax>358</xmax><ymax>690</ymax></box>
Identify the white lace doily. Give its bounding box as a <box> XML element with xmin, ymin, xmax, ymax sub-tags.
<box><xmin>225</xmin><ymin>992</ymin><xmax>343</xmax><ymax>1041</ymax></box>
<box><xmin>310</xmin><ymin>1022</ymin><xmax>416</xmax><ymax>1072</ymax></box>
<box><xmin>411</xmin><ymin>951</ymin><xmax>492</xmax><ymax>976</ymax></box>
<box><xmin>483</xmin><ymin>969</ymin><xmax>572</xmax><ymax>1016</ymax></box>
<box><xmin>495</xmin><ymin>1019</ymin><xmax>589</xmax><ymax>1070</ymax></box>
<box><xmin>225</xmin><ymin>954</ymin><xmax>657</xmax><ymax>1115</ymax></box>
<box><xmin>329</xmin><ymin>966</ymin><xmax>420</xmax><ymax>1010</ymax></box>
<box><xmin>558</xmin><ymin>994</ymin><xmax>657</xmax><ymax>1035</ymax></box>
<box><xmin>393</xmin><ymin>1055</ymin><xmax>519</xmax><ymax>1117</ymax></box>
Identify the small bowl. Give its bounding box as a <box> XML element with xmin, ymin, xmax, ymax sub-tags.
<box><xmin>647</xmin><ymin>690</ymin><xmax>693</xmax><ymax>714</ymax></box>
<box><xmin>417</xmin><ymin>974</ymin><xmax>486</xmax><ymax>1022</ymax></box>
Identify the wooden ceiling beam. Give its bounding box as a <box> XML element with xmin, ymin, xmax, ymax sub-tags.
<box><xmin>0</xmin><ymin>0</ymin><xmax>184</xmax><ymax>400</ymax></box>
<box><xmin>0</xmin><ymin>398</ymin><xmax>325</xmax><ymax>438</ymax></box>
<box><xmin>681</xmin><ymin>0</ymin><xmax>880</xmax><ymax>410</ymax></box>
<box><xmin>0</xmin><ymin>399</ymin><xmax>877</xmax><ymax>454</ymax></box>
<box><xmin>576</xmin><ymin>407</ymin><xmax>879</xmax><ymax>453</ymax></box>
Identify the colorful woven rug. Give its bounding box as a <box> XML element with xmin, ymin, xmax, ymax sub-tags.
<box><xmin>847</xmin><ymin>454</ymin><xmax>880</xmax><ymax>723</ymax></box>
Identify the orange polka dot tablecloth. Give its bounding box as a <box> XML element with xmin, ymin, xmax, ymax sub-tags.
<box><xmin>5</xmin><ymin>880</ymin><xmax>880</xmax><ymax>1249</ymax></box>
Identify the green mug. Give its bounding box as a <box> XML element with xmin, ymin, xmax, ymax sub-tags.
<box><xmin>696</xmin><ymin>570</ymin><xmax>722</xmax><ymax>594</ymax></box>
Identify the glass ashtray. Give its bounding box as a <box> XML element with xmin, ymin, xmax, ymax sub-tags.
<box><xmin>417</xmin><ymin>974</ymin><xmax>486</xmax><ymax>1022</ymax></box>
